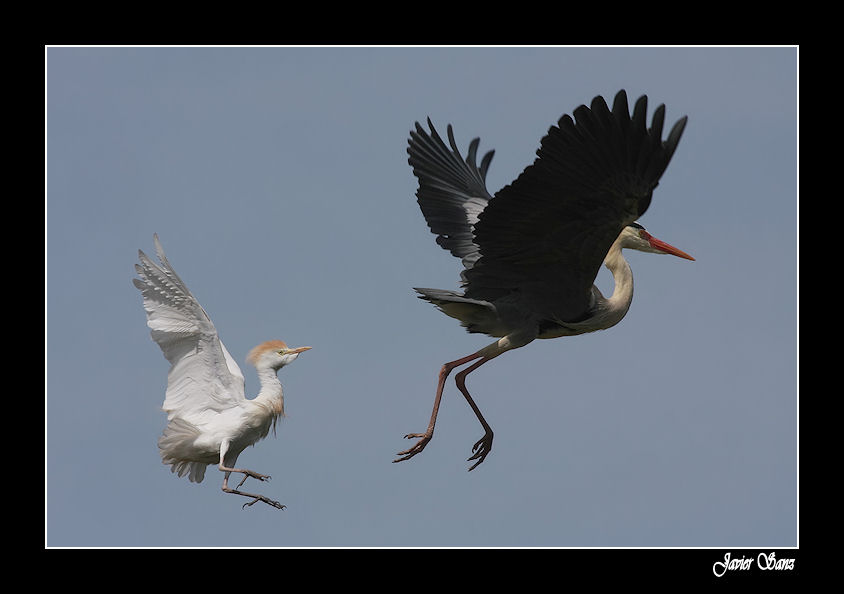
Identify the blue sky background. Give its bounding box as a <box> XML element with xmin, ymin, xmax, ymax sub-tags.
<box><xmin>46</xmin><ymin>46</ymin><xmax>797</xmax><ymax>547</ymax></box>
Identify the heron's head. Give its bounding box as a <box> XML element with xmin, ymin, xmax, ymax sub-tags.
<box><xmin>619</xmin><ymin>223</ymin><xmax>695</xmax><ymax>260</ymax></box>
<box><xmin>247</xmin><ymin>340</ymin><xmax>312</xmax><ymax>371</ymax></box>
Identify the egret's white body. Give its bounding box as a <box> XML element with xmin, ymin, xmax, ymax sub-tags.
<box><xmin>133</xmin><ymin>235</ymin><xmax>310</xmax><ymax>509</ymax></box>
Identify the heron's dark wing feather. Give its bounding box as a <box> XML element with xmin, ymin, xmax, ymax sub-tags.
<box><xmin>465</xmin><ymin>90</ymin><xmax>688</xmax><ymax>322</ymax></box>
<box><xmin>407</xmin><ymin>118</ymin><xmax>495</xmax><ymax>270</ymax></box>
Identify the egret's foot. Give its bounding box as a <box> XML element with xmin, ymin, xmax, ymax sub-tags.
<box><xmin>467</xmin><ymin>430</ymin><xmax>493</xmax><ymax>471</ymax></box>
<box><xmin>241</xmin><ymin>495</ymin><xmax>286</xmax><ymax>510</ymax></box>
<box><xmin>393</xmin><ymin>432</ymin><xmax>432</xmax><ymax>463</ymax></box>
<box><xmin>224</xmin><ymin>487</ymin><xmax>285</xmax><ymax>510</ymax></box>
<box><xmin>235</xmin><ymin>470</ymin><xmax>272</xmax><ymax>489</ymax></box>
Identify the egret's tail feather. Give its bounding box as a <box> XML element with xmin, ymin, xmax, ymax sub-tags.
<box><xmin>158</xmin><ymin>417</ymin><xmax>208</xmax><ymax>483</ymax></box>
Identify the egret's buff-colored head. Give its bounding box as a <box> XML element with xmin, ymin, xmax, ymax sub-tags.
<box><xmin>247</xmin><ymin>340</ymin><xmax>312</xmax><ymax>370</ymax></box>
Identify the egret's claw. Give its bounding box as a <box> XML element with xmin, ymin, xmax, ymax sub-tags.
<box><xmin>241</xmin><ymin>495</ymin><xmax>285</xmax><ymax>510</ymax></box>
<box><xmin>235</xmin><ymin>470</ymin><xmax>272</xmax><ymax>489</ymax></box>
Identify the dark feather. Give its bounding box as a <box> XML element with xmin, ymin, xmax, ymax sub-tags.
<box><xmin>459</xmin><ymin>90</ymin><xmax>688</xmax><ymax>322</ymax></box>
<box><xmin>407</xmin><ymin>119</ymin><xmax>495</xmax><ymax>268</ymax></box>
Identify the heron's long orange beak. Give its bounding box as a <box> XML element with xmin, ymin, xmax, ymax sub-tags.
<box><xmin>289</xmin><ymin>346</ymin><xmax>312</xmax><ymax>354</ymax></box>
<box><xmin>648</xmin><ymin>235</ymin><xmax>695</xmax><ymax>261</ymax></box>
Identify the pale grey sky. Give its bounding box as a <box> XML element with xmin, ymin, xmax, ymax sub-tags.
<box><xmin>46</xmin><ymin>46</ymin><xmax>797</xmax><ymax>547</ymax></box>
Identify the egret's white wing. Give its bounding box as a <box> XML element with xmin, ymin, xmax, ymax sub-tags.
<box><xmin>133</xmin><ymin>234</ymin><xmax>246</xmax><ymax>425</ymax></box>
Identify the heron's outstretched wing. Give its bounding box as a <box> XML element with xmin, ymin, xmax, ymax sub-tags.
<box><xmin>133</xmin><ymin>234</ymin><xmax>246</xmax><ymax>425</ymax></box>
<box><xmin>407</xmin><ymin>118</ymin><xmax>495</xmax><ymax>272</ymax></box>
<box><xmin>464</xmin><ymin>90</ymin><xmax>688</xmax><ymax>322</ymax></box>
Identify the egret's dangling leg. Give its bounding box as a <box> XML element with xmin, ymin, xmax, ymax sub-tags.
<box><xmin>221</xmin><ymin>471</ymin><xmax>285</xmax><ymax>510</ymax></box>
<box><xmin>218</xmin><ymin>441</ymin><xmax>284</xmax><ymax>510</ymax></box>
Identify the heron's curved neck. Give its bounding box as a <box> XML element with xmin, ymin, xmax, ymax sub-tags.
<box><xmin>254</xmin><ymin>367</ymin><xmax>285</xmax><ymax>417</ymax></box>
<box><xmin>603</xmin><ymin>241</ymin><xmax>634</xmax><ymax>322</ymax></box>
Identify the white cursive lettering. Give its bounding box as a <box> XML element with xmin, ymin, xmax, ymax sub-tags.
<box><xmin>712</xmin><ymin>552</ymin><xmax>753</xmax><ymax>577</ymax></box>
<box><xmin>757</xmin><ymin>552</ymin><xmax>795</xmax><ymax>571</ymax></box>
<box><xmin>713</xmin><ymin>551</ymin><xmax>796</xmax><ymax>577</ymax></box>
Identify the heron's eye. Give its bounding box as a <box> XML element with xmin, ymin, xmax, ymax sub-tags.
<box><xmin>277</xmin><ymin>349</ymin><xmax>287</xmax><ymax>355</ymax></box>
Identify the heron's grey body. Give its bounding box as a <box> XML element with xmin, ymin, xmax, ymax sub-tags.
<box><xmin>396</xmin><ymin>90</ymin><xmax>691</xmax><ymax>470</ymax></box>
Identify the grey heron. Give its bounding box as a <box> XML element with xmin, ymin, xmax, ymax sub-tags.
<box><xmin>394</xmin><ymin>90</ymin><xmax>693</xmax><ymax>471</ymax></box>
<box><xmin>134</xmin><ymin>234</ymin><xmax>311</xmax><ymax>509</ymax></box>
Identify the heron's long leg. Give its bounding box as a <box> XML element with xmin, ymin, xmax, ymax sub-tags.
<box><xmin>221</xmin><ymin>472</ymin><xmax>285</xmax><ymax>510</ymax></box>
<box><xmin>393</xmin><ymin>351</ymin><xmax>483</xmax><ymax>463</ymax></box>
<box><xmin>454</xmin><ymin>357</ymin><xmax>494</xmax><ymax>471</ymax></box>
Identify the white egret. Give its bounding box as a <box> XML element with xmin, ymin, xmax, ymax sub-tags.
<box><xmin>133</xmin><ymin>234</ymin><xmax>311</xmax><ymax>509</ymax></box>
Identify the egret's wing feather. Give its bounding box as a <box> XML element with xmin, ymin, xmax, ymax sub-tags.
<box><xmin>465</xmin><ymin>90</ymin><xmax>688</xmax><ymax>321</ymax></box>
<box><xmin>407</xmin><ymin>118</ymin><xmax>495</xmax><ymax>272</ymax></box>
<box><xmin>133</xmin><ymin>234</ymin><xmax>246</xmax><ymax>424</ymax></box>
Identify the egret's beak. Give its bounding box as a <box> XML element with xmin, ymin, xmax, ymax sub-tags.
<box><xmin>288</xmin><ymin>346</ymin><xmax>312</xmax><ymax>354</ymax></box>
<box><xmin>647</xmin><ymin>235</ymin><xmax>695</xmax><ymax>261</ymax></box>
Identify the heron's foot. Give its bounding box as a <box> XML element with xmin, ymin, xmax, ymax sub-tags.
<box><xmin>467</xmin><ymin>430</ymin><xmax>493</xmax><ymax>471</ymax></box>
<box><xmin>241</xmin><ymin>495</ymin><xmax>286</xmax><ymax>511</ymax></box>
<box><xmin>235</xmin><ymin>470</ymin><xmax>272</xmax><ymax>489</ymax></box>
<box><xmin>393</xmin><ymin>431</ymin><xmax>432</xmax><ymax>463</ymax></box>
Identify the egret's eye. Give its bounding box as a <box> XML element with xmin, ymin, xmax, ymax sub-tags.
<box><xmin>277</xmin><ymin>349</ymin><xmax>287</xmax><ymax>355</ymax></box>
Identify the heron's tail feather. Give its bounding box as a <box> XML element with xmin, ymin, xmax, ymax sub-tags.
<box><xmin>158</xmin><ymin>418</ymin><xmax>208</xmax><ymax>483</ymax></box>
<box><xmin>414</xmin><ymin>288</ymin><xmax>502</xmax><ymax>335</ymax></box>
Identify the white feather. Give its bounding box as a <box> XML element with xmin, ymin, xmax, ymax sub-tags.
<box><xmin>133</xmin><ymin>234</ymin><xmax>246</xmax><ymax>426</ymax></box>
<box><xmin>133</xmin><ymin>235</ymin><xmax>309</xmax><ymax>509</ymax></box>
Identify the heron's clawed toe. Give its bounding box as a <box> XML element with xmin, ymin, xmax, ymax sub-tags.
<box><xmin>402</xmin><ymin>432</ymin><xmax>427</xmax><ymax>440</ymax></box>
<box><xmin>393</xmin><ymin>432</ymin><xmax>432</xmax><ymax>463</ymax></box>
<box><xmin>467</xmin><ymin>431</ymin><xmax>493</xmax><ymax>471</ymax></box>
